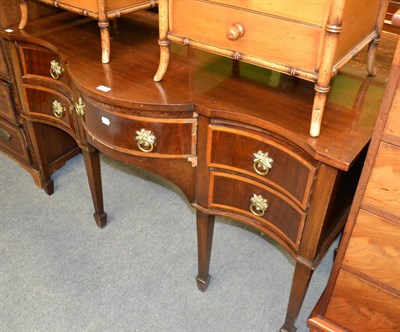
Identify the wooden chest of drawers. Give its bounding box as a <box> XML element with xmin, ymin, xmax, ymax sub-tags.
<box><xmin>154</xmin><ymin>0</ymin><xmax>388</xmax><ymax>137</ymax></box>
<box><xmin>19</xmin><ymin>0</ymin><xmax>158</xmax><ymax>63</ymax></box>
<box><xmin>308</xmin><ymin>10</ymin><xmax>400</xmax><ymax>332</ymax></box>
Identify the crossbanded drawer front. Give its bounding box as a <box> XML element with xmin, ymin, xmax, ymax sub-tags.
<box><xmin>209</xmin><ymin>171</ymin><xmax>305</xmax><ymax>251</ymax></box>
<box><xmin>169</xmin><ymin>0</ymin><xmax>321</xmax><ymax>72</ymax></box>
<box><xmin>0</xmin><ymin>80</ymin><xmax>17</xmax><ymax>125</ymax></box>
<box><xmin>0</xmin><ymin>117</ymin><xmax>30</xmax><ymax>164</ymax></box>
<box><xmin>24</xmin><ymin>86</ymin><xmax>75</xmax><ymax>132</ymax></box>
<box><xmin>17</xmin><ymin>44</ymin><xmax>66</xmax><ymax>83</ymax></box>
<box><xmin>208</xmin><ymin>125</ymin><xmax>316</xmax><ymax>208</ymax></box>
<box><xmin>83</xmin><ymin>101</ymin><xmax>196</xmax><ymax>157</ymax></box>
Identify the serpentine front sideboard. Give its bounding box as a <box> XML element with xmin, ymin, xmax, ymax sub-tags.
<box><xmin>0</xmin><ymin>10</ymin><xmax>395</xmax><ymax>332</ymax></box>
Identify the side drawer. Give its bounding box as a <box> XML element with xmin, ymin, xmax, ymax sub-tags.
<box><xmin>83</xmin><ymin>100</ymin><xmax>197</xmax><ymax>157</ymax></box>
<box><xmin>325</xmin><ymin>269</ymin><xmax>400</xmax><ymax>331</ymax></box>
<box><xmin>0</xmin><ymin>117</ymin><xmax>30</xmax><ymax>164</ymax></box>
<box><xmin>17</xmin><ymin>43</ymin><xmax>67</xmax><ymax>84</ymax></box>
<box><xmin>23</xmin><ymin>85</ymin><xmax>75</xmax><ymax>133</ymax></box>
<box><xmin>0</xmin><ymin>80</ymin><xmax>18</xmax><ymax>124</ymax></box>
<box><xmin>343</xmin><ymin>209</ymin><xmax>400</xmax><ymax>290</ymax></box>
<box><xmin>209</xmin><ymin>171</ymin><xmax>306</xmax><ymax>251</ymax></box>
<box><xmin>208</xmin><ymin>125</ymin><xmax>317</xmax><ymax>208</ymax></box>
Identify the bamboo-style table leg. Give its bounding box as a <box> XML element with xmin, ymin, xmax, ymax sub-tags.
<box><xmin>367</xmin><ymin>37</ymin><xmax>381</xmax><ymax>77</ymax></box>
<box><xmin>82</xmin><ymin>146</ymin><xmax>107</xmax><ymax>228</ymax></box>
<box><xmin>19</xmin><ymin>0</ymin><xmax>28</xmax><ymax>29</ymax></box>
<box><xmin>196</xmin><ymin>210</ymin><xmax>215</xmax><ymax>291</ymax></box>
<box><xmin>279</xmin><ymin>262</ymin><xmax>314</xmax><ymax>332</ymax></box>
<box><xmin>154</xmin><ymin>0</ymin><xmax>170</xmax><ymax>82</ymax></box>
<box><xmin>98</xmin><ymin>0</ymin><xmax>110</xmax><ymax>64</ymax></box>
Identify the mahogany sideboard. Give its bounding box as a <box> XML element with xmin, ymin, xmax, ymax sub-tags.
<box><xmin>0</xmin><ymin>10</ymin><xmax>396</xmax><ymax>332</ymax></box>
<box><xmin>308</xmin><ymin>11</ymin><xmax>400</xmax><ymax>332</ymax></box>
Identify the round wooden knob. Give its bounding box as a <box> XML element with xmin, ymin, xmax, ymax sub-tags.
<box><xmin>226</xmin><ymin>24</ymin><xmax>244</xmax><ymax>41</ymax></box>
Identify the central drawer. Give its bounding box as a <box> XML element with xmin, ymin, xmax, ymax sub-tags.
<box><xmin>83</xmin><ymin>99</ymin><xmax>197</xmax><ymax>157</ymax></box>
<box><xmin>169</xmin><ymin>0</ymin><xmax>323</xmax><ymax>72</ymax></box>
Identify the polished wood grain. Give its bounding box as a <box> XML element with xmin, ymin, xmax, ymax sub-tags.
<box><xmin>0</xmin><ymin>11</ymin><xmax>397</xmax><ymax>332</ymax></box>
<box><xmin>308</xmin><ymin>10</ymin><xmax>400</xmax><ymax>332</ymax></box>
<box><xmin>19</xmin><ymin>0</ymin><xmax>158</xmax><ymax>63</ymax></box>
<box><xmin>0</xmin><ymin>80</ymin><xmax>17</xmax><ymax>124</ymax></box>
<box><xmin>156</xmin><ymin>0</ymin><xmax>388</xmax><ymax>137</ymax></box>
<box><xmin>325</xmin><ymin>270</ymin><xmax>400</xmax><ymax>331</ymax></box>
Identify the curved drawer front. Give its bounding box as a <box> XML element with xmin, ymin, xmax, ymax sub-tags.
<box><xmin>17</xmin><ymin>44</ymin><xmax>67</xmax><ymax>83</ymax></box>
<box><xmin>0</xmin><ymin>117</ymin><xmax>30</xmax><ymax>164</ymax></box>
<box><xmin>24</xmin><ymin>85</ymin><xmax>75</xmax><ymax>132</ymax></box>
<box><xmin>209</xmin><ymin>171</ymin><xmax>305</xmax><ymax>251</ymax></box>
<box><xmin>83</xmin><ymin>100</ymin><xmax>197</xmax><ymax>157</ymax></box>
<box><xmin>170</xmin><ymin>0</ymin><xmax>322</xmax><ymax>72</ymax></box>
<box><xmin>0</xmin><ymin>80</ymin><xmax>17</xmax><ymax>125</ymax></box>
<box><xmin>208</xmin><ymin>125</ymin><xmax>316</xmax><ymax>208</ymax></box>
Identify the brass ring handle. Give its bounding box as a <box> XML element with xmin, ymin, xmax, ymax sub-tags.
<box><xmin>226</xmin><ymin>24</ymin><xmax>245</xmax><ymax>41</ymax></box>
<box><xmin>50</xmin><ymin>60</ymin><xmax>63</xmax><ymax>80</ymax></box>
<box><xmin>250</xmin><ymin>194</ymin><xmax>268</xmax><ymax>217</ymax></box>
<box><xmin>135</xmin><ymin>129</ymin><xmax>156</xmax><ymax>153</ymax></box>
<box><xmin>253</xmin><ymin>151</ymin><xmax>273</xmax><ymax>176</ymax></box>
<box><xmin>0</xmin><ymin>127</ymin><xmax>11</xmax><ymax>141</ymax></box>
<box><xmin>52</xmin><ymin>100</ymin><xmax>66</xmax><ymax>119</ymax></box>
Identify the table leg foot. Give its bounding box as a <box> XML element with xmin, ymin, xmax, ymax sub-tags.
<box><xmin>93</xmin><ymin>212</ymin><xmax>107</xmax><ymax>229</ymax></box>
<box><xmin>279</xmin><ymin>324</ymin><xmax>297</xmax><ymax>332</ymax></box>
<box><xmin>196</xmin><ymin>274</ymin><xmax>211</xmax><ymax>292</ymax></box>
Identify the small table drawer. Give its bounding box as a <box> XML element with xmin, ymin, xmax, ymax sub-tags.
<box><xmin>17</xmin><ymin>44</ymin><xmax>67</xmax><ymax>83</ymax></box>
<box><xmin>209</xmin><ymin>171</ymin><xmax>306</xmax><ymax>250</ymax></box>
<box><xmin>169</xmin><ymin>0</ymin><xmax>322</xmax><ymax>72</ymax></box>
<box><xmin>208</xmin><ymin>125</ymin><xmax>317</xmax><ymax>208</ymax></box>
<box><xmin>83</xmin><ymin>100</ymin><xmax>197</xmax><ymax>157</ymax></box>
<box><xmin>0</xmin><ymin>117</ymin><xmax>30</xmax><ymax>164</ymax></box>
<box><xmin>0</xmin><ymin>80</ymin><xmax>18</xmax><ymax>125</ymax></box>
<box><xmin>24</xmin><ymin>85</ymin><xmax>75</xmax><ymax>132</ymax></box>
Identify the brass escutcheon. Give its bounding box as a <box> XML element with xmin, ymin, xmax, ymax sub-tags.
<box><xmin>50</xmin><ymin>60</ymin><xmax>63</xmax><ymax>80</ymax></box>
<box><xmin>0</xmin><ymin>127</ymin><xmax>11</xmax><ymax>141</ymax></box>
<box><xmin>75</xmin><ymin>97</ymin><xmax>86</xmax><ymax>116</ymax></box>
<box><xmin>250</xmin><ymin>194</ymin><xmax>268</xmax><ymax>217</ymax></box>
<box><xmin>253</xmin><ymin>150</ymin><xmax>273</xmax><ymax>176</ymax></box>
<box><xmin>52</xmin><ymin>100</ymin><xmax>66</xmax><ymax>118</ymax></box>
<box><xmin>135</xmin><ymin>129</ymin><xmax>156</xmax><ymax>153</ymax></box>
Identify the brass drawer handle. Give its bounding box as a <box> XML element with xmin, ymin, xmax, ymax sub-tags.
<box><xmin>250</xmin><ymin>194</ymin><xmax>268</xmax><ymax>217</ymax></box>
<box><xmin>253</xmin><ymin>150</ymin><xmax>273</xmax><ymax>176</ymax></box>
<box><xmin>75</xmin><ymin>98</ymin><xmax>86</xmax><ymax>116</ymax></box>
<box><xmin>52</xmin><ymin>100</ymin><xmax>66</xmax><ymax>118</ymax></box>
<box><xmin>50</xmin><ymin>60</ymin><xmax>63</xmax><ymax>80</ymax></box>
<box><xmin>227</xmin><ymin>23</ymin><xmax>244</xmax><ymax>41</ymax></box>
<box><xmin>0</xmin><ymin>127</ymin><xmax>11</xmax><ymax>141</ymax></box>
<box><xmin>135</xmin><ymin>129</ymin><xmax>156</xmax><ymax>153</ymax></box>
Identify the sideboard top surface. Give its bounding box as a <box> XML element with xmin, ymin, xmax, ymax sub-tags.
<box><xmin>2</xmin><ymin>11</ymin><xmax>397</xmax><ymax>170</ymax></box>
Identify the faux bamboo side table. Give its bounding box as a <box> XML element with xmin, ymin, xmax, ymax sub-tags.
<box><xmin>154</xmin><ymin>0</ymin><xmax>388</xmax><ymax>137</ymax></box>
<box><xmin>19</xmin><ymin>0</ymin><xmax>158</xmax><ymax>63</ymax></box>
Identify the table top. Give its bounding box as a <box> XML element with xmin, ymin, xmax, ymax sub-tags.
<box><xmin>2</xmin><ymin>11</ymin><xmax>398</xmax><ymax>170</ymax></box>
